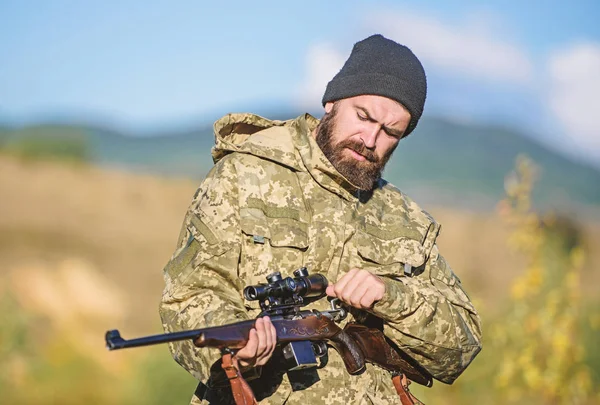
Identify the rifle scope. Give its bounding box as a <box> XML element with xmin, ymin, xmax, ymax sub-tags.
<box><xmin>243</xmin><ymin>268</ymin><xmax>327</xmax><ymax>302</ymax></box>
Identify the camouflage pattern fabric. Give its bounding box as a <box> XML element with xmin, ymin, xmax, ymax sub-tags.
<box><xmin>159</xmin><ymin>113</ymin><xmax>482</xmax><ymax>404</ymax></box>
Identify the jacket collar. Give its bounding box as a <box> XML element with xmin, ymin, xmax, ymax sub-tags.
<box><xmin>211</xmin><ymin>112</ymin><xmax>361</xmax><ymax>202</ymax></box>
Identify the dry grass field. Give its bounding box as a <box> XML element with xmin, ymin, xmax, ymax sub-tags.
<box><xmin>1</xmin><ymin>154</ymin><xmax>598</xmax><ymax>404</ymax></box>
<box><xmin>2</xmin><ymin>155</ymin><xmax>598</xmax><ymax>319</ymax></box>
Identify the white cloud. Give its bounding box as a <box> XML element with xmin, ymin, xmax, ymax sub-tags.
<box><xmin>364</xmin><ymin>10</ymin><xmax>533</xmax><ymax>84</ymax></box>
<box><xmin>296</xmin><ymin>43</ymin><xmax>346</xmax><ymax>110</ymax></box>
<box><xmin>547</xmin><ymin>43</ymin><xmax>600</xmax><ymax>161</ymax></box>
<box><xmin>294</xmin><ymin>10</ymin><xmax>599</xmax><ymax>165</ymax></box>
<box><xmin>296</xmin><ymin>10</ymin><xmax>533</xmax><ymax>110</ymax></box>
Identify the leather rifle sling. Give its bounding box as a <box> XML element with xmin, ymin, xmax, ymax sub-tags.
<box><xmin>221</xmin><ymin>353</ymin><xmax>424</xmax><ymax>405</ymax></box>
<box><xmin>221</xmin><ymin>353</ymin><xmax>258</xmax><ymax>405</ymax></box>
<box><xmin>392</xmin><ymin>374</ymin><xmax>425</xmax><ymax>405</ymax></box>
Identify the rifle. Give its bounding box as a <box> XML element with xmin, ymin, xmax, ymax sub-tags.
<box><xmin>105</xmin><ymin>268</ymin><xmax>432</xmax><ymax>404</ymax></box>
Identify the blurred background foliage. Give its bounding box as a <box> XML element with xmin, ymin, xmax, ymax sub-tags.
<box><xmin>0</xmin><ymin>141</ymin><xmax>598</xmax><ymax>404</ymax></box>
<box><xmin>411</xmin><ymin>157</ymin><xmax>600</xmax><ymax>404</ymax></box>
<box><xmin>2</xmin><ymin>118</ymin><xmax>599</xmax><ymax>210</ymax></box>
<box><xmin>0</xmin><ymin>258</ymin><xmax>197</xmax><ymax>405</ymax></box>
<box><xmin>0</xmin><ymin>126</ymin><xmax>90</xmax><ymax>163</ymax></box>
<box><xmin>2</xmin><ymin>2</ymin><xmax>599</xmax><ymax>403</ymax></box>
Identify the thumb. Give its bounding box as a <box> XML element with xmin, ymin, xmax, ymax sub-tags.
<box><xmin>326</xmin><ymin>285</ymin><xmax>336</xmax><ymax>297</ymax></box>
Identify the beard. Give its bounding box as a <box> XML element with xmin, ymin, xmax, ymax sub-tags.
<box><xmin>315</xmin><ymin>104</ymin><xmax>396</xmax><ymax>191</ymax></box>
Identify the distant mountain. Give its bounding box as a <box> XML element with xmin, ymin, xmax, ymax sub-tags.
<box><xmin>0</xmin><ymin>125</ymin><xmax>12</xmax><ymax>142</ymax></box>
<box><xmin>390</xmin><ymin>118</ymin><xmax>600</xmax><ymax>211</ymax></box>
<box><xmin>2</xmin><ymin>113</ymin><xmax>599</xmax><ymax>213</ymax></box>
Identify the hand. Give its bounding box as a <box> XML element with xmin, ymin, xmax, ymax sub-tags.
<box><xmin>234</xmin><ymin>317</ymin><xmax>277</xmax><ymax>369</ymax></box>
<box><xmin>326</xmin><ymin>269</ymin><xmax>386</xmax><ymax>310</ymax></box>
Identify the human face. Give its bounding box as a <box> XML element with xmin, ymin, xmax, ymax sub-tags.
<box><xmin>315</xmin><ymin>95</ymin><xmax>411</xmax><ymax>190</ymax></box>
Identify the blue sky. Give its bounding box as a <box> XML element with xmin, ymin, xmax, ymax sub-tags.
<box><xmin>1</xmin><ymin>1</ymin><xmax>600</xmax><ymax>166</ymax></box>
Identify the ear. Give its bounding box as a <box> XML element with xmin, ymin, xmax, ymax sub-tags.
<box><xmin>324</xmin><ymin>102</ymin><xmax>334</xmax><ymax>114</ymax></box>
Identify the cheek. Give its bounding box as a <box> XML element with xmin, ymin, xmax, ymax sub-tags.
<box><xmin>378</xmin><ymin>139</ymin><xmax>398</xmax><ymax>157</ymax></box>
<box><xmin>334</xmin><ymin>116</ymin><xmax>364</xmax><ymax>140</ymax></box>
<box><xmin>334</xmin><ymin>129</ymin><xmax>362</xmax><ymax>146</ymax></box>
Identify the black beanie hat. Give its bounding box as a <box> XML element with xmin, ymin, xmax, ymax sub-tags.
<box><xmin>322</xmin><ymin>34</ymin><xmax>427</xmax><ymax>135</ymax></box>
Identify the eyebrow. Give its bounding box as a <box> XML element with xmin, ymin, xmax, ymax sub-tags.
<box><xmin>357</xmin><ymin>106</ymin><xmax>405</xmax><ymax>138</ymax></box>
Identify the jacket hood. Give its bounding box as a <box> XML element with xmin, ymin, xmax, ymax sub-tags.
<box><xmin>212</xmin><ymin>113</ymin><xmax>313</xmax><ymax>171</ymax></box>
<box><xmin>211</xmin><ymin>112</ymin><xmax>361</xmax><ymax>201</ymax></box>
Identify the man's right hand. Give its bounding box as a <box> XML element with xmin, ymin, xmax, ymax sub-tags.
<box><xmin>234</xmin><ymin>316</ymin><xmax>277</xmax><ymax>369</ymax></box>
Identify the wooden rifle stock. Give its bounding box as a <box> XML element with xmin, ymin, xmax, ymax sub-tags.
<box><xmin>192</xmin><ymin>315</ymin><xmax>431</xmax><ymax>385</ymax></box>
<box><xmin>343</xmin><ymin>323</ymin><xmax>433</xmax><ymax>387</ymax></box>
<box><xmin>194</xmin><ymin>314</ymin><xmax>366</xmax><ymax>375</ymax></box>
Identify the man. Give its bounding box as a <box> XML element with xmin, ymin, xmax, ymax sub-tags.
<box><xmin>160</xmin><ymin>34</ymin><xmax>482</xmax><ymax>404</ymax></box>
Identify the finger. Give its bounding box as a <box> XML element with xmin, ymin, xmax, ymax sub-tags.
<box><xmin>256</xmin><ymin>318</ymin><xmax>276</xmax><ymax>366</ymax></box>
<box><xmin>266</xmin><ymin>317</ymin><xmax>277</xmax><ymax>357</ymax></box>
<box><xmin>348</xmin><ymin>280</ymin><xmax>371</xmax><ymax>308</ymax></box>
<box><xmin>359</xmin><ymin>289</ymin><xmax>379</xmax><ymax>309</ymax></box>
<box><xmin>326</xmin><ymin>285</ymin><xmax>336</xmax><ymax>297</ymax></box>
<box><xmin>270</xmin><ymin>319</ymin><xmax>277</xmax><ymax>348</ymax></box>
<box><xmin>339</xmin><ymin>270</ymin><xmax>370</xmax><ymax>303</ymax></box>
<box><xmin>235</xmin><ymin>328</ymin><xmax>258</xmax><ymax>367</ymax></box>
<box><xmin>357</xmin><ymin>275</ymin><xmax>385</xmax><ymax>308</ymax></box>
<box><xmin>262</xmin><ymin>317</ymin><xmax>273</xmax><ymax>352</ymax></box>
<box><xmin>333</xmin><ymin>268</ymin><xmax>358</xmax><ymax>297</ymax></box>
<box><xmin>348</xmin><ymin>271</ymin><xmax>381</xmax><ymax>307</ymax></box>
<box><xmin>254</xmin><ymin>318</ymin><xmax>268</xmax><ymax>358</ymax></box>
<box><xmin>239</xmin><ymin>328</ymin><xmax>258</xmax><ymax>358</ymax></box>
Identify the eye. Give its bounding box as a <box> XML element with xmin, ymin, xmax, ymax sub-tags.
<box><xmin>356</xmin><ymin>111</ymin><xmax>369</xmax><ymax>121</ymax></box>
<box><xmin>383</xmin><ymin>127</ymin><xmax>402</xmax><ymax>139</ymax></box>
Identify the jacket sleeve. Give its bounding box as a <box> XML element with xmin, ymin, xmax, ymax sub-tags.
<box><xmin>370</xmin><ymin>245</ymin><xmax>482</xmax><ymax>384</ymax></box>
<box><xmin>159</xmin><ymin>156</ymin><xmax>252</xmax><ymax>384</ymax></box>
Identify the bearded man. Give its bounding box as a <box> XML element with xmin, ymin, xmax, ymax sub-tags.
<box><xmin>160</xmin><ymin>34</ymin><xmax>482</xmax><ymax>405</ymax></box>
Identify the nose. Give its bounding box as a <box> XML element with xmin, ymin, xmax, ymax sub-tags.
<box><xmin>360</xmin><ymin>124</ymin><xmax>380</xmax><ymax>149</ymax></box>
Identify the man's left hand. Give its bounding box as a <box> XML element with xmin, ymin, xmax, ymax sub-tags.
<box><xmin>325</xmin><ymin>269</ymin><xmax>386</xmax><ymax>309</ymax></box>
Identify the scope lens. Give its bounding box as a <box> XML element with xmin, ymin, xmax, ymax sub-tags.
<box><xmin>244</xmin><ymin>286</ymin><xmax>258</xmax><ymax>300</ymax></box>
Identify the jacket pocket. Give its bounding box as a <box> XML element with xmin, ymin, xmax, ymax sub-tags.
<box><xmin>163</xmin><ymin>232</ymin><xmax>235</xmax><ymax>302</ymax></box>
<box><xmin>356</xmin><ymin>230</ymin><xmax>427</xmax><ymax>269</ymax></box>
<box><xmin>428</xmin><ymin>249</ymin><xmax>476</xmax><ymax>313</ymax></box>
<box><xmin>352</xmin><ymin>221</ymin><xmax>440</xmax><ymax>277</ymax></box>
<box><xmin>240</xmin><ymin>207</ymin><xmax>309</xmax><ymax>248</ymax></box>
<box><xmin>239</xmin><ymin>207</ymin><xmax>309</xmax><ymax>309</ymax></box>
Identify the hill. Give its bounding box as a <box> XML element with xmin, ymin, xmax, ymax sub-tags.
<box><xmin>391</xmin><ymin>118</ymin><xmax>600</xmax><ymax>211</ymax></box>
<box><xmin>1</xmin><ymin>113</ymin><xmax>599</xmax><ymax>213</ymax></box>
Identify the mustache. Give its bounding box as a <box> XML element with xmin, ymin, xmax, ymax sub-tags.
<box><xmin>337</xmin><ymin>139</ymin><xmax>379</xmax><ymax>163</ymax></box>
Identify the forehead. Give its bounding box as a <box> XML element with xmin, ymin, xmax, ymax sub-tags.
<box><xmin>341</xmin><ymin>95</ymin><xmax>410</xmax><ymax>121</ymax></box>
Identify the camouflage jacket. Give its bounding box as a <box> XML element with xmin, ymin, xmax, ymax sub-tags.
<box><xmin>159</xmin><ymin>113</ymin><xmax>482</xmax><ymax>405</ymax></box>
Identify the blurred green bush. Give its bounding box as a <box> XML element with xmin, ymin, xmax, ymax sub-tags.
<box><xmin>1</xmin><ymin>127</ymin><xmax>90</xmax><ymax>163</ymax></box>
<box><xmin>0</xmin><ymin>288</ymin><xmax>197</xmax><ymax>405</ymax></box>
<box><xmin>411</xmin><ymin>156</ymin><xmax>600</xmax><ymax>405</ymax></box>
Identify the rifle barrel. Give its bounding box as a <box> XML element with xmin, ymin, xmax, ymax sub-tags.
<box><xmin>105</xmin><ymin>329</ymin><xmax>204</xmax><ymax>350</ymax></box>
